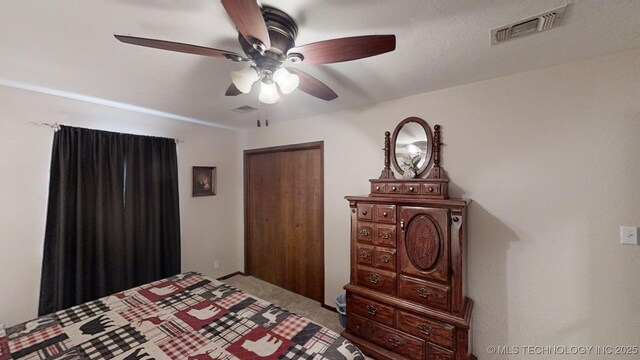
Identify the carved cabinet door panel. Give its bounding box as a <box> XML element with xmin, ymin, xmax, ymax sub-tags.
<box><xmin>398</xmin><ymin>206</ymin><xmax>450</xmax><ymax>283</ymax></box>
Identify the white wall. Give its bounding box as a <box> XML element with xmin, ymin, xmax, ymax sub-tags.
<box><xmin>241</xmin><ymin>49</ymin><xmax>640</xmax><ymax>358</ymax></box>
<box><xmin>0</xmin><ymin>86</ymin><xmax>243</xmax><ymax>326</ymax></box>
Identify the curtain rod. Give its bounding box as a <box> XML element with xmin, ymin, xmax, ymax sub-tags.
<box><xmin>29</xmin><ymin>121</ymin><xmax>185</xmax><ymax>144</ymax></box>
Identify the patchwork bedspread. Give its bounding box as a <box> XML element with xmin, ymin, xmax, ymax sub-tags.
<box><xmin>0</xmin><ymin>272</ymin><xmax>363</xmax><ymax>360</ymax></box>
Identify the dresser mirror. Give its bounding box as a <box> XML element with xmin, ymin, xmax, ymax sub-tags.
<box><xmin>391</xmin><ymin>117</ymin><xmax>433</xmax><ymax>178</ymax></box>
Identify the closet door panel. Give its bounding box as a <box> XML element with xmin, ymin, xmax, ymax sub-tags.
<box><xmin>245</xmin><ymin>143</ymin><xmax>324</xmax><ymax>302</ymax></box>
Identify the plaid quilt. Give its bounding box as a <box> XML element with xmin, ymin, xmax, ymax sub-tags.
<box><xmin>1</xmin><ymin>273</ymin><xmax>364</xmax><ymax>360</ymax></box>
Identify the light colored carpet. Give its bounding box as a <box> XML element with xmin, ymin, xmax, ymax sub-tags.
<box><xmin>222</xmin><ymin>275</ymin><xmax>344</xmax><ymax>334</ymax></box>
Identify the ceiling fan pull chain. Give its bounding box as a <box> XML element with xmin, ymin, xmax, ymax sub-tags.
<box><xmin>256</xmin><ymin>98</ymin><xmax>262</xmax><ymax>128</ymax></box>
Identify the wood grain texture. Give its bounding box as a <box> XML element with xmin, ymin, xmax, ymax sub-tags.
<box><xmin>289</xmin><ymin>35</ymin><xmax>396</xmax><ymax>65</ymax></box>
<box><xmin>399</xmin><ymin>206</ymin><xmax>450</xmax><ymax>284</ymax></box>
<box><xmin>397</xmin><ymin>310</ymin><xmax>455</xmax><ymax>349</ymax></box>
<box><xmin>244</xmin><ymin>142</ymin><xmax>324</xmax><ymax>302</ymax></box>
<box><xmin>369</xmin><ymin>322</ymin><xmax>424</xmax><ymax>360</ymax></box>
<box><xmin>343</xmin><ymin>137</ymin><xmax>475</xmax><ymax>359</ymax></box>
<box><xmin>114</xmin><ymin>35</ymin><xmax>243</xmax><ymax>59</ymax></box>
<box><xmin>286</xmin><ymin>68</ymin><xmax>338</xmax><ymax>101</ymax></box>
<box><xmin>221</xmin><ymin>0</ymin><xmax>271</xmax><ymax>49</ymax></box>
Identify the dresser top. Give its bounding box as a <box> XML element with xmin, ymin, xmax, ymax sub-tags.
<box><xmin>345</xmin><ymin>195</ymin><xmax>469</xmax><ymax>209</ymax></box>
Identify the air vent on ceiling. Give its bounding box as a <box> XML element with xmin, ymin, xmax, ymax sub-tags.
<box><xmin>491</xmin><ymin>5</ymin><xmax>567</xmax><ymax>45</ymax></box>
<box><xmin>231</xmin><ymin>105</ymin><xmax>258</xmax><ymax>114</ymax></box>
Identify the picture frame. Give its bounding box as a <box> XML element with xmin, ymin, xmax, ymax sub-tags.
<box><xmin>192</xmin><ymin>166</ymin><xmax>216</xmax><ymax>197</ymax></box>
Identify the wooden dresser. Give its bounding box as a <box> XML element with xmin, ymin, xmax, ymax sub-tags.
<box><xmin>342</xmin><ymin>118</ymin><xmax>476</xmax><ymax>360</ymax></box>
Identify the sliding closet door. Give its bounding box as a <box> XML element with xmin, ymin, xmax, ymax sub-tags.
<box><xmin>244</xmin><ymin>142</ymin><xmax>324</xmax><ymax>302</ymax></box>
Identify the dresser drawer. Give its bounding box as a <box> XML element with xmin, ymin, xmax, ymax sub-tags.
<box><xmin>403</xmin><ymin>183</ymin><xmax>420</xmax><ymax>195</ymax></box>
<box><xmin>386</xmin><ymin>183</ymin><xmax>403</xmax><ymax>194</ymax></box>
<box><xmin>374</xmin><ymin>248</ymin><xmax>396</xmax><ymax>271</ymax></box>
<box><xmin>428</xmin><ymin>343</ymin><xmax>455</xmax><ymax>360</ymax></box>
<box><xmin>356</xmin><ymin>267</ymin><xmax>396</xmax><ymax>296</ymax></box>
<box><xmin>349</xmin><ymin>294</ymin><xmax>395</xmax><ymax>327</ymax></box>
<box><xmin>346</xmin><ymin>312</ymin><xmax>368</xmax><ymax>339</ymax></box>
<box><xmin>356</xmin><ymin>245</ymin><xmax>373</xmax><ymax>266</ymax></box>
<box><xmin>371</xmin><ymin>183</ymin><xmax>386</xmax><ymax>194</ymax></box>
<box><xmin>356</xmin><ymin>223</ymin><xmax>374</xmax><ymax>243</ymax></box>
<box><xmin>357</xmin><ymin>203</ymin><xmax>374</xmax><ymax>221</ymax></box>
<box><xmin>375</xmin><ymin>224</ymin><xmax>396</xmax><ymax>247</ymax></box>
<box><xmin>375</xmin><ymin>204</ymin><xmax>396</xmax><ymax>224</ymax></box>
<box><xmin>369</xmin><ymin>322</ymin><xmax>424</xmax><ymax>360</ymax></box>
<box><xmin>421</xmin><ymin>183</ymin><xmax>441</xmax><ymax>196</ymax></box>
<box><xmin>398</xmin><ymin>275</ymin><xmax>450</xmax><ymax>311</ymax></box>
<box><xmin>398</xmin><ymin>311</ymin><xmax>455</xmax><ymax>349</ymax></box>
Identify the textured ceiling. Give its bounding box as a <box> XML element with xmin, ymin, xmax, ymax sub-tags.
<box><xmin>1</xmin><ymin>0</ymin><xmax>639</xmax><ymax>129</ymax></box>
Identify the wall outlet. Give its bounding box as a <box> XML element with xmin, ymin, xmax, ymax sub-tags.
<box><xmin>214</xmin><ymin>260</ymin><xmax>220</xmax><ymax>269</ymax></box>
<box><xmin>620</xmin><ymin>226</ymin><xmax>639</xmax><ymax>245</ymax></box>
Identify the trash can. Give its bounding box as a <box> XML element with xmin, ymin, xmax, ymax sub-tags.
<box><xmin>335</xmin><ymin>293</ymin><xmax>347</xmax><ymax>328</ymax></box>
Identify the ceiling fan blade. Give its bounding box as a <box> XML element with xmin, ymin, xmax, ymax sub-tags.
<box><xmin>221</xmin><ymin>0</ymin><xmax>271</xmax><ymax>50</ymax></box>
<box><xmin>287</xmin><ymin>68</ymin><xmax>338</xmax><ymax>101</ymax></box>
<box><xmin>289</xmin><ymin>35</ymin><xmax>396</xmax><ymax>65</ymax></box>
<box><xmin>114</xmin><ymin>35</ymin><xmax>246</xmax><ymax>60</ymax></box>
<box><xmin>225</xmin><ymin>83</ymin><xmax>242</xmax><ymax>96</ymax></box>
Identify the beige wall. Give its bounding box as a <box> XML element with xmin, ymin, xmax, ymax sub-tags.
<box><xmin>0</xmin><ymin>86</ymin><xmax>243</xmax><ymax>325</ymax></box>
<box><xmin>241</xmin><ymin>49</ymin><xmax>640</xmax><ymax>358</ymax></box>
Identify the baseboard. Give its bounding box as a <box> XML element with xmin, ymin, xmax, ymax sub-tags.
<box><xmin>217</xmin><ymin>271</ymin><xmax>245</xmax><ymax>280</ymax></box>
<box><xmin>321</xmin><ymin>303</ymin><xmax>337</xmax><ymax>313</ymax></box>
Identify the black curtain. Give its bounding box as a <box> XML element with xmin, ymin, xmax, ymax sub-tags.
<box><xmin>39</xmin><ymin>126</ymin><xmax>180</xmax><ymax>315</ymax></box>
<box><xmin>124</xmin><ymin>134</ymin><xmax>181</xmax><ymax>285</ymax></box>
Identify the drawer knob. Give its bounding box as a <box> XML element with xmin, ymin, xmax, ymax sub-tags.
<box><xmin>359</xmin><ymin>251</ymin><xmax>369</xmax><ymax>260</ymax></box>
<box><xmin>409</xmin><ymin>186</ymin><xmax>415</xmax><ymax>191</ymax></box>
<box><xmin>375</xmin><ymin>186</ymin><xmax>381</xmax><ymax>191</ymax></box>
<box><xmin>365</xmin><ymin>304</ymin><xmax>377</xmax><ymax>316</ymax></box>
<box><xmin>359</xmin><ymin>228</ymin><xmax>370</xmax><ymax>237</ymax></box>
<box><xmin>361</xmin><ymin>210</ymin><xmax>368</xmax><ymax>215</ymax></box>
<box><xmin>379</xmin><ymin>231</ymin><xmax>391</xmax><ymax>239</ymax></box>
<box><xmin>400</xmin><ymin>220</ymin><xmax>404</xmax><ymax>230</ymax></box>
<box><xmin>368</xmin><ymin>273</ymin><xmax>382</xmax><ymax>284</ymax></box>
<box><xmin>391</xmin><ymin>186</ymin><xmax>397</xmax><ymax>191</ymax></box>
<box><xmin>388</xmin><ymin>336</ymin><xmax>401</xmax><ymax>347</ymax></box>
<box><xmin>453</xmin><ymin>216</ymin><xmax>459</xmax><ymax>222</ymax></box>
<box><xmin>417</xmin><ymin>323</ymin><xmax>433</xmax><ymax>335</ymax></box>
<box><xmin>427</xmin><ymin>187</ymin><xmax>434</xmax><ymax>192</ymax></box>
<box><xmin>416</xmin><ymin>287</ymin><xmax>431</xmax><ymax>298</ymax></box>
<box><xmin>379</xmin><ymin>255</ymin><xmax>391</xmax><ymax>263</ymax></box>
<box><xmin>382</xmin><ymin>212</ymin><xmax>388</xmax><ymax>217</ymax></box>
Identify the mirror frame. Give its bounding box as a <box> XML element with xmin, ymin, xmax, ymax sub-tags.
<box><xmin>391</xmin><ymin>117</ymin><xmax>434</xmax><ymax>178</ymax></box>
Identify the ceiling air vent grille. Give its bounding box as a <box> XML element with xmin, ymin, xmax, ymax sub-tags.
<box><xmin>231</xmin><ymin>105</ymin><xmax>258</xmax><ymax>113</ymax></box>
<box><xmin>491</xmin><ymin>5</ymin><xmax>567</xmax><ymax>45</ymax></box>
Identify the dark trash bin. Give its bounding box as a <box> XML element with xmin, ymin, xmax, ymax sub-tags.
<box><xmin>335</xmin><ymin>293</ymin><xmax>346</xmax><ymax>328</ymax></box>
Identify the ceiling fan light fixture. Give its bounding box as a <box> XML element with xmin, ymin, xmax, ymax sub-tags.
<box><xmin>252</xmin><ymin>40</ymin><xmax>267</xmax><ymax>55</ymax></box>
<box><xmin>288</xmin><ymin>53</ymin><xmax>304</xmax><ymax>63</ymax></box>
<box><xmin>259</xmin><ymin>81</ymin><xmax>280</xmax><ymax>104</ymax></box>
<box><xmin>231</xmin><ymin>66</ymin><xmax>260</xmax><ymax>94</ymax></box>
<box><xmin>273</xmin><ymin>68</ymin><xmax>299</xmax><ymax>94</ymax></box>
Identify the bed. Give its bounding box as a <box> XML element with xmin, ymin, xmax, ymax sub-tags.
<box><xmin>0</xmin><ymin>272</ymin><xmax>364</xmax><ymax>360</ymax></box>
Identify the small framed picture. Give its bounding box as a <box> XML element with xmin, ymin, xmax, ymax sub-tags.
<box><xmin>192</xmin><ymin>166</ymin><xmax>216</xmax><ymax>197</ymax></box>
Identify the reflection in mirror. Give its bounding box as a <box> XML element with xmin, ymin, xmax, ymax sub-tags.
<box><xmin>390</xmin><ymin>117</ymin><xmax>434</xmax><ymax>178</ymax></box>
<box><xmin>395</xmin><ymin>122</ymin><xmax>429</xmax><ymax>178</ymax></box>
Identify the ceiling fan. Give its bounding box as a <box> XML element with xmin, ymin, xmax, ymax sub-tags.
<box><xmin>115</xmin><ymin>0</ymin><xmax>396</xmax><ymax>104</ymax></box>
